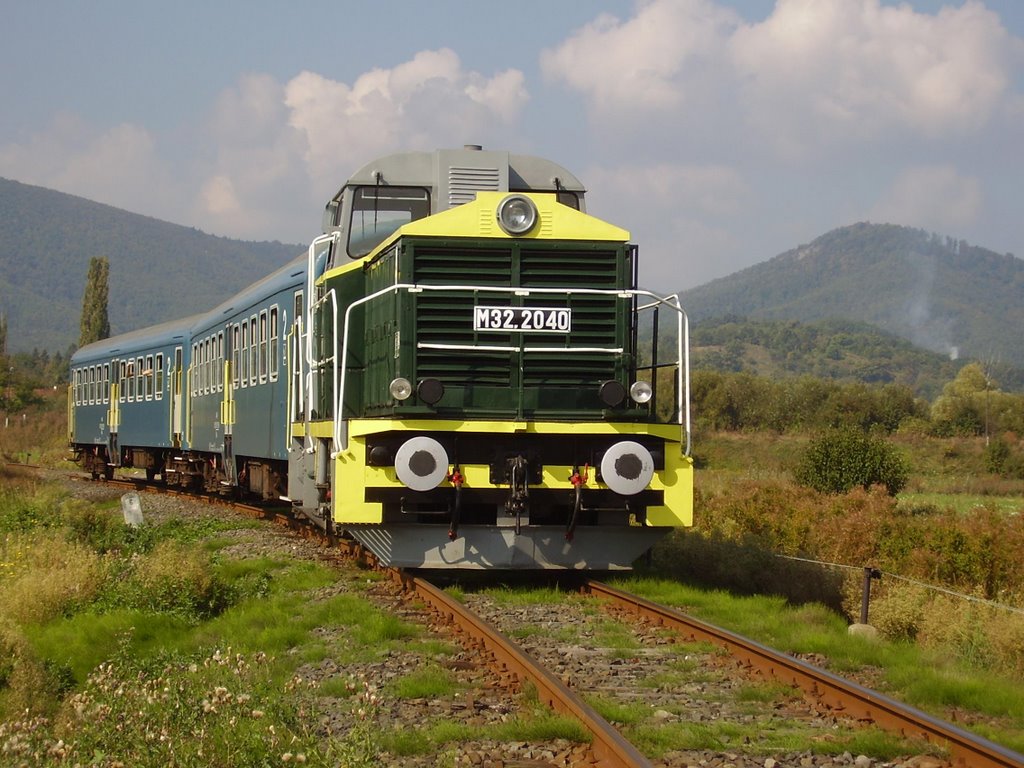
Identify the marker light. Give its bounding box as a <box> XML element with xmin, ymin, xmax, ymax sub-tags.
<box><xmin>629</xmin><ymin>380</ymin><xmax>653</xmax><ymax>404</ymax></box>
<box><xmin>417</xmin><ymin>378</ymin><xmax>445</xmax><ymax>405</ymax></box>
<box><xmin>389</xmin><ymin>377</ymin><xmax>413</xmax><ymax>400</ymax></box>
<box><xmin>497</xmin><ymin>194</ymin><xmax>538</xmax><ymax>235</ymax></box>
<box><xmin>599</xmin><ymin>380</ymin><xmax>626</xmax><ymax>407</ymax></box>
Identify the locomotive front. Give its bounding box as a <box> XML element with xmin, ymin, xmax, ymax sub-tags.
<box><xmin>288</xmin><ymin>147</ymin><xmax>692</xmax><ymax>569</ymax></box>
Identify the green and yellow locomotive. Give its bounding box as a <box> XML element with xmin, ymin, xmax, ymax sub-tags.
<box><xmin>288</xmin><ymin>146</ymin><xmax>692</xmax><ymax>568</ymax></box>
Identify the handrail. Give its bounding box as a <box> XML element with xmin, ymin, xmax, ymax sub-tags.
<box><xmin>332</xmin><ymin>283</ymin><xmax>691</xmax><ymax>456</ymax></box>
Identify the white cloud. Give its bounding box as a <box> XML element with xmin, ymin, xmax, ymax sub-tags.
<box><xmin>731</xmin><ymin>0</ymin><xmax>1015</xmax><ymax>146</ymax></box>
<box><xmin>0</xmin><ymin>114</ymin><xmax>171</xmax><ymax>213</ymax></box>
<box><xmin>284</xmin><ymin>49</ymin><xmax>528</xmax><ymax>194</ymax></box>
<box><xmin>869</xmin><ymin>165</ymin><xmax>982</xmax><ymax>231</ymax></box>
<box><xmin>543</xmin><ymin>0</ymin><xmax>1018</xmax><ymax>152</ymax></box>
<box><xmin>540</xmin><ymin>0</ymin><xmax>739</xmax><ymax>113</ymax></box>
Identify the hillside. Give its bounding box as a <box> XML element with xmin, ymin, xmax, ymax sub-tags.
<box><xmin>680</xmin><ymin>223</ymin><xmax>1024</xmax><ymax>369</ymax></box>
<box><xmin>689</xmin><ymin>317</ymin><xmax>979</xmax><ymax>399</ymax></box>
<box><xmin>0</xmin><ymin>178</ymin><xmax>304</xmax><ymax>352</ymax></box>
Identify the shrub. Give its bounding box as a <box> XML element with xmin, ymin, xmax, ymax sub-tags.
<box><xmin>0</xmin><ymin>531</ymin><xmax>105</xmax><ymax>625</ymax></box>
<box><xmin>794</xmin><ymin>427</ymin><xmax>909</xmax><ymax>496</ymax></box>
<box><xmin>112</xmin><ymin>540</ymin><xmax>234</xmax><ymax>621</ymax></box>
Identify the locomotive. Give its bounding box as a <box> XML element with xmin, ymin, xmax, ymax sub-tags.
<box><xmin>69</xmin><ymin>146</ymin><xmax>693</xmax><ymax>569</ymax></box>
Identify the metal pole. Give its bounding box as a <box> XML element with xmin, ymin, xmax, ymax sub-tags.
<box><xmin>860</xmin><ymin>567</ymin><xmax>882</xmax><ymax>624</ymax></box>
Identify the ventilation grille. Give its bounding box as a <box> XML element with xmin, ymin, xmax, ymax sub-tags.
<box><xmin>411</xmin><ymin>245</ymin><xmax>623</xmax><ymax>390</ymax></box>
<box><xmin>448</xmin><ymin>166</ymin><xmax>500</xmax><ymax>207</ymax></box>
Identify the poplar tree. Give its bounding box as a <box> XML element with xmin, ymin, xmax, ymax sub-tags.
<box><xmin>79</xmin><ymin>256</ymin><xmax>111</xmax><ymax>346</ymax></box>
<box><xmin>0</xmin><ymin>313</ymin><xmax>7</xmax><ymax>356</ymax></box>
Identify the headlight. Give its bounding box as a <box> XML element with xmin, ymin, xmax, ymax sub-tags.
<box><xmin>389</xmin><ymin>377</ymin><xmax>412</xmax><ymax>400</ymax></box>
<box><xmin>630</xmin><ymin>380</ymin><xmax>653</xmax><ymax>404</ymax></box>
<box><xmin>496</xmin><ymin>194</ymin><xmax>537</xmax><ymax>235</ymax></box>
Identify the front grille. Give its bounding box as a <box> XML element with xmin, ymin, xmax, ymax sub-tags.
<box><xmin>410</xmin><ymin>242</ymin><xmax>626</xmax><ymax>395</ymax></box>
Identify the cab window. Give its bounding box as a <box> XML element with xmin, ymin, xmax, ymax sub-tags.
<box><xmin>347</xmin><ymin>186</ymin><xmax>429</xmax><ymax>258</ymax></box>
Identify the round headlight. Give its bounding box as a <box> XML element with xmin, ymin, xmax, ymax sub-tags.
<box><xmin>389</xmin><ymin>377</ymin><xmax>413</xmax><ymax>401</ymax></box>
<box><xmin>497</xmin><ymin>194</ymin><xmax>537</xmax><ymax>235</ymax></box>
<box><xmin>630</xmin><ymin>380</ymin><xmax>653</xmax><ymax>404</ymax></box>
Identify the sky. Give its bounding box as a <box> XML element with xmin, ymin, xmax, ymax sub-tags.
<box><xmin>2</xmin><ymin>0</ymin><xmax>1022</xmax><ymax>293</ymax></box>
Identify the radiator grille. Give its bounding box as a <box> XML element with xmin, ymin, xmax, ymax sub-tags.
<box><xmin>411</xmin><ymin>243</ymin><xmax>624</xmax><ymax>391</ymax></box>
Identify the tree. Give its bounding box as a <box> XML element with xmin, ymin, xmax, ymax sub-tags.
<box><xmin>0</xmin><ymin>313</ymin><xmax>6</xmax><ymax>356</ymax></box>
<box><xmin>794</xmin><ymin>426</ymin><xmax>909</xmax><ymax>496</ymax></box>
<box><xmin>79</xmin><ymin>256</ymin><xmax>111</xmax><ymax>347</ymax></box>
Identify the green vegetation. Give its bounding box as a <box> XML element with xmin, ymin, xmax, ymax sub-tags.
<box><xmin>0</xmin><ymin>474</ymin><xmax>608</xmax><ymax>764</ymax></box>
<box><xmin>794</xmin><ymin>426</ymin><xmax>909</xmax><ymax>495</ymax></box>
<box><xmin>77</xmin><ymin>255</ymin><xmax>110</xmax><ymax>347</ymax></box>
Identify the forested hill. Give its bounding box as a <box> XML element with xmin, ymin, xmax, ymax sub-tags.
<box><xmin>0</xmin><ymin>177</ymin><xmax>304</xmax><ymax>353</ymax></box>
<box><xmin>680</xmin><ymin>223</ymin><xmax>1024</xmax><ymax>368</ymax></box>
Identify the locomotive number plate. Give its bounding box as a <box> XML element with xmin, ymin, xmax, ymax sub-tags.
<box><xmin>473</xmin><ymin>306</ymin><xmax>572</xmax><ymax>333</ymax></box>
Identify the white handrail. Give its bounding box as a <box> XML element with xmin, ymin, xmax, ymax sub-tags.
<box><xmin>331</xmin><ymin>282</ymin><xmax>691</xmax><ymax>456</ymax></box>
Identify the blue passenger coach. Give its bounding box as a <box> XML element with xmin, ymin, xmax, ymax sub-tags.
<box><xmin>69</xmin><ymin>316</ymin><xmax>195</xmax><ymax>479</ymax></box>
<box><xmin>185</xmin><ymin>256</ymin><xmax>305</xmax><ymax>497</ymax></box>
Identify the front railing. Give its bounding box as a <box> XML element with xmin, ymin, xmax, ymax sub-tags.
<box><xmin>330</xmin><ymin>283</ymin><xmax>690</xmax><ymax>456</ymax></box>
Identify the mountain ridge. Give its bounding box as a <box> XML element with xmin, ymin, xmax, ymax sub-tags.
<box><xmin>0</xmin><ymin>177</ymin><xmax>304</xmax><ymax>352</ymax></box>
<box><xmin>680</xmin><ymin>222</ymin><xmax>1024</xmax><ymax>367</ymax></box>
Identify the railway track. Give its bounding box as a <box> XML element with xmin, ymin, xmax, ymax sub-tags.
<box><xmin>582</xmin><ymin>581</ymin><xmax>1024</xmax><ymax>768</ymax></box>
<box><xmin>49</xmin><ymin>471</ymin><xmax>1024</xmax><ymax>767</ymax></box>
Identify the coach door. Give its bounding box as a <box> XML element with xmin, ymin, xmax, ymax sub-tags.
<box><xmin>221</xmin><ymin>327</ymin><xmax>237</xmax><ymax>484</ymax></box>
<box><xmin>171</xmin><ymin>346</ymin><xmax>184</xmax><ymax>447</ymax></box>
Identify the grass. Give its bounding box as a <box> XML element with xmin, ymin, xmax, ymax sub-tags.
<box><xmin>617</xmin><ymin>576</ymin><xmax>1024</xmax><ymax>754</ymax></box>
<box><xmin>2</xmin><ymin>477</ymin><xmax>601</xmax><ymax>765</ymax></box>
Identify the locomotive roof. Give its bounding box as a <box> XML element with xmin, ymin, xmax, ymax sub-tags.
<box><xmin>326</xmin><ymin>146</ymin><xmax>586</xmax><ymax>216</ymax></box>
<box><xmin>344</xmin><ymin>146</ymin><xmax>585</xmax><ymax>191</ymax></box>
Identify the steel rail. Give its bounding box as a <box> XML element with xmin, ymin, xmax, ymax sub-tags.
<box><xmin>393</xmin><ymin>571</ymin><xmax>652</xmax><ymax>768</ymax></box>
<box><xmin>585</xmin><ymin>580</ymin><xmax>1024</xmax><ymax>768</ymax></box>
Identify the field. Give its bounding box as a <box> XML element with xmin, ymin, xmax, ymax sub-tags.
<box><xmin>2</xmin><ymin>396</ymin><xmax>1023</xmax><ymax>759</ymax></box>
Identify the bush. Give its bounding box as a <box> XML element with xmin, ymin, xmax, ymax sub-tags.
<box><xmin>794</xmin><ymin>427</ymin><xmax>909</xmax><ymax>496</ymax></box>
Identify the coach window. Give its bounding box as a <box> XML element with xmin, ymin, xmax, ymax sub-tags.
<box><xmin>347</xmin><ymin>186</ymin><xmax>429</xmax><ymax>258</ymax></box>
<box><xmin>259</xmin><ymin>310</ymin><xmax>268</xmax><ymax>382</ymax></box>
<box><xmin>191</xmin><ymin>344</ymin><xmax>199</xmax><ymax>396</ymax></box>
<box><xmin>232</xmin><ymin>324</ymin><xmax>241</xmax><ymax>387</ymax></box>
<box><xmin>269</xmin><ymin>306</ymin><xmax>279</xmax><ymax>382</ymax></box>
<box><xmin>136</xmin><ymin>358</ymin><xmax>144</xmax><ymax>401</ymax></box>
<box><xmin>293</xmin><ymin>291</ymin><xmax>303</xmax><ymax>330</ymax></box>
<box><xmin>145</xmin><ymin>355</ymin><xmax>154</xmax><ymax>400</ymax></box>
<box><xmin>240</xmin><ymin>323</ymin><xmax>249</xmax><ymax>386</ymax></box>
<box><xmin>120</xmin><ymin>361</ymin><xmax>128</xmax><ymax>402</ymax></box>
<box><xmin>249</xmin><ymin>316</ymin><xmax>258</xmax><ymax>386</ymax></box>
<box><xmin>155</xmin><ymin>354</ymin><xmax>163</xmax><ymax>400</ymax></box>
